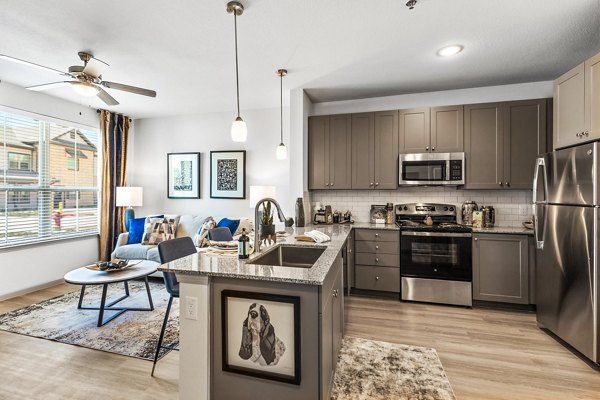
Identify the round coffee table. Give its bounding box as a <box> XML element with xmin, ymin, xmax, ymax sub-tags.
<box><xmin>64</xmin><ymin>260</ymin><xmax>158</xmax><ymax>327</ymax></box>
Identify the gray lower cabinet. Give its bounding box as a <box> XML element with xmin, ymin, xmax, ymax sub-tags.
<box><xmin>320</xmin><ymin>254</ymin><xmax>343</xmax><ymax>400</ymax></box>
<box><xmin>472</xmin><ymin>233</ymin><xmax>530</xmax><ymax>304</ymax></box>
<box><xmin>353</xmin><ymin>229</ymin><xmax>400</xmax><ymax>293</ymax></box>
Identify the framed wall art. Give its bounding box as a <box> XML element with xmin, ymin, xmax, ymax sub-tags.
<box><xmin>221</xmin><ymin>290</ymin><xmax>301</xmax><ymax>385</ymax></box>
<box><xmin>210</xmin><ymin>150</ymin><xmax>246</xmax><ymax>199</ymax></box>
<box><xmin>167</xmin><ymin>152</ymin><xmax>201</xmax><ymax>199</ymax></box>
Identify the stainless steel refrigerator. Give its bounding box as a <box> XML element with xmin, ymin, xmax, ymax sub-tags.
<box><xmin>533</xmin><ymin>141</ymin><xmax>599</xmax><ymax>364</ymax></box>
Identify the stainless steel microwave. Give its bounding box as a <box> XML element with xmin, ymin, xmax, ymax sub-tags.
<box><xmin>399</xmin><ymin>152</ymin><xmax>465</xmax><ymax>186</ymax></box>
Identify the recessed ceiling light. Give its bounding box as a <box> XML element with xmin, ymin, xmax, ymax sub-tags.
<box><xmin>437</xmin><ymin>45</ymin><xmax>464</xmax><ymax>57</ymax></box>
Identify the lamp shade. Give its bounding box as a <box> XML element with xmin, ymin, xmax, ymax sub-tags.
<box><xmin>116</xmin><ymin>186</ymin><xmax>143</xmax><ymax>207</ymax></box>
<box><xmin>231</xmin><ymin>117</ymin><xmax>247</xmax><ymax>142</ymax></box>
<box><xmin>249</xmin><ymin>185</ymin><xmax>276</xmax><ymax>208</ymax></box>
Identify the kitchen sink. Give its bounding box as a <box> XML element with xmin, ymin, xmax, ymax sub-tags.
<box><xmin>247</xmin><ymin>245</ymin><xmax>326</xmax><ymax>268</ymax></box>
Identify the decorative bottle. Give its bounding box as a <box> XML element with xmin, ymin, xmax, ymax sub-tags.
<box><xmin>238</xmin><ymin>228</ymin><xmax>250</xmax><ymax>259</ymax></box>
<box><xmin>295</xmin><ymin>197</ymin><xmax>305</xmax><ymax>227</ymax></box>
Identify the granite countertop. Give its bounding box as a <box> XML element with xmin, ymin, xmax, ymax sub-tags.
<box><xmin>158</xmin><ymin>224</ymin><xmax>354</xmax><ymax>286</ymax></box>
<box><xmin>472</xmin><ymin>226</ymin><xmax>534</xmax><ymax>235</ymax></box>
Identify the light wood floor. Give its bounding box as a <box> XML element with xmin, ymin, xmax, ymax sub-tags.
<box><xmin>1</xmin><ymin>286</ymin><xmax>600</xmax><ymax>399</ymax></box>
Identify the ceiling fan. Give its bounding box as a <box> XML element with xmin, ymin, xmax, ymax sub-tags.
<box><xmin>0</xmin><ymin>51</ymin><xmax>157</xmax><ymax>106</ymax></box>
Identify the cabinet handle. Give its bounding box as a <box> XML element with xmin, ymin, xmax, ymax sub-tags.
<box><xmin>426</xmin><ymin>146</ymin><xmax>429</xmax><ymax>151</ymax></box>
<box><xmin>375</xmin><ymin>276</ymin><xmax>380</xmax><ymax>281</ymax></box>
<box><xmin>325</xmin><ymin>183</ymin><xmax>329</xmax><ymax>187</ymax></box>
<box><xmin>375</xmin><ymin>182</ymin><xmax>379</xmax><ymax>186</ymax></box>
<box><xmin>375</xmin><ymin>257</ymin><xmax>379</xmax><ymax>262</ymax></box>
<box><xmin>330</xmin><ymin>183</ymin><xmax>334</xmax><ymax>187</ymax></box>
<box><xmin>333</xmin><ymin>289</ymin><xmax>338</xmax><ymax>298</ymax></box>
<box><xmin>432</xmin><ymin>146</ymin><xmax>436</xmax><ymax>151</ymax></box>
<box><xmin>498</xmin><ymin>181</ymin><xmax>503</xmax><ymax>186</ymax></box>
<box><xmin>585</xmin><ymin>131</ymin><xmax>590</xmax><ymax>137</ymax></box>
<box><xmin>505</xmin><ymin>181</ymin><xmax>510</xmax><ymax>187</ymax></box>
<box><xmin>474</xmin><ymin>237</ymin><xmax>478</xmax><ymax>241</ymax></box>
<box><xmin>370</xmin><ymin>182</ymin><xmax>374</xmax><ymax>186</ymax></box>
<box><xmin>375</xmin><ymin>233</ymin><xmax>379</xmax><ymax>237</ymax></box>
<box><xmin>375</xmin><ymin>245</ymin><xmax>379</xmax><ymax>250</ymax></box>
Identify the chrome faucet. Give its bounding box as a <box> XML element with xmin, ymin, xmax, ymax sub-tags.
<box><xmin>254</xmin><ymin>198</ymin><xmax>293</xmax><ymax>253</ymax></box>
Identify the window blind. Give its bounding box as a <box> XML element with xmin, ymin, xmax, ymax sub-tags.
<box><xmin>0</xmin><ymin>111</ymin><xmax>100</xmax><ymax>247</ymax></box>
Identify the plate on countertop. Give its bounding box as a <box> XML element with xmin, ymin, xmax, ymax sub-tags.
<box><xmin>85</xmin><ymin>259</ymin><xmax>141</xmax><ymax>272</ymax></box>
<box><xmin>522</xmin><ymin>221</ymin><xmax>534</xmax><ymax>230</ymax></box>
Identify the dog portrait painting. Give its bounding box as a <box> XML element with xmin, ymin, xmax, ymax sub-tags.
<box><xmin>223</xmin><ymin>291</ymin><xmax>300</xmax><ymax>384</ymax></box>
<box><xmin>238</xmin><ymin>303</ymin><xmax>286</xmax><ymax>366</ymax></box>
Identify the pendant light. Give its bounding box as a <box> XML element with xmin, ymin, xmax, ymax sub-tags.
<box><xmin>227</xmin><ymin>1</ymin><xmax>247</xmax><ymax>142</ymax></box>
<box><xmin>275</xmin><ymin>69</ymin><xmax>288</xmax><ymax>160</ymax></box>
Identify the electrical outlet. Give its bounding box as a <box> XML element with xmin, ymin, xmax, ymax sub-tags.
<box><xmin>518</xmin><ymin>204</ymin><xmax>530</xmax><ymax>217</ymax></box>
<box><xmin>185</xmin><ymin>296</ymin><xmax>198</xmax><ymax>320</ymax></box>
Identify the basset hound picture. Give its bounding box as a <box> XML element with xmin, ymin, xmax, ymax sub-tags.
<box><xmin>238</xmin><ymin>302</ymin><xmax>286</xmax><ymax>366</ymax></box>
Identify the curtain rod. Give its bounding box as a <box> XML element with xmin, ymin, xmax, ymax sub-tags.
<box><xmin>96</xmin><ymin>108</ymin><xmax>132</xmax><ymax>122</ymax></box>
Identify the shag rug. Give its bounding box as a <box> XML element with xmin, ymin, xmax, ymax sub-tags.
<box><xmin>331</xmin><ymin>336</ymin><xmax>456</xmax><ymax>400</ymax></box>
<box><xmin>0</xmin><ymin>280</ymin><xmax>178</xmax><ymax>360</ymax></box>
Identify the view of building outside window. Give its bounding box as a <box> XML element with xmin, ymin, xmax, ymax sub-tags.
<box><xmin>0</xmin><ymin>111</ymin><xmax>100</xmax><ymax>245</ymax></box>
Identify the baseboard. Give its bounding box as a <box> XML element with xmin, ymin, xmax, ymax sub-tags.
<box><xmin>0</xmin><ymin>278</ymin><xmax>65</xmax><ymax>302</ymax></box>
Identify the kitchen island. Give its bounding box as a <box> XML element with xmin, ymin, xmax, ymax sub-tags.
<box><xmin>158</xmin><ymin>224</ymin><xmax>356</xmax><ymax>400</ymax></box>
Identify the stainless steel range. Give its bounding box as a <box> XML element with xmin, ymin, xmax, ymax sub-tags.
<box><xmin>396</xmin><ymin>203</ymin><xmax>473</xmax><ymax>306</ymax></box>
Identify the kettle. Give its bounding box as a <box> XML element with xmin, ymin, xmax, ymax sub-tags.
<box><xmin>461</xmin><ymin>201</ymin><xmax>478</xmax><ymax>225</ymax></box>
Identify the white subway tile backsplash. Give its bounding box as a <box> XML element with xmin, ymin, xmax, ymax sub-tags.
<box><xmin>311</xmin><ymin>188</ymin><xmax>533</xmax><ymax>227</ymax></box>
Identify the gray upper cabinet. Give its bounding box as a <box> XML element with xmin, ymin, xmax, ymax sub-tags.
<box><xmin>554</xmin><ymin>63</ymin><xmax>586</xmax><ymax>149</ymax></box>
<box><xmin>308</xmin><ymin>115</ymin><xmax>351</xmax><ymax>190</ymax></box>
<box><xmin>351</xmin><ymin>113</ymin><xmax>375</xmax><ymax>189</ymax></box>
<box><xmin>399</xmin><ymin>108</ymin><xmax>430</xmax><ymax>154</ymax></box>
<box><xmin>586</xmin><ymin>52</ymin><xmax>600</xmax><ymax>142</ymax></box>
<box><xmin>373</xmin><ymin>111</ymin><xmax>399</xmax><ymax>189</ymax></box>
<box><xmin>465</xmin><ymin>100</ymin><xmax>547</xmax><ymax>190</ymax></box>
<box><xmin>473</xmin><ymin>234</ymin><xmax>530</xmax><ymax>304</ymax></box>
<box><xmin>553</xmin><ymin>51</ymin><xmax>600</xmax><ymax>150</ymax></box>
<box><xmin>430</xmin><ymin>105</ymin><xmax>464</xmax><ymax>153</ymax></box>
<box><xmin>399</xmin><ymin>106</ymin><xmax>463</xmax><ymax>154</ymax></box>
<box><xmin>504</xmin><ymin>99</ymin><xmax>547</xmax><ymax>189</ymax></box>
<box><xmin>465</xmin><ymin>103</ymin><xmax>504</xmax><ymax>189</ymax></box>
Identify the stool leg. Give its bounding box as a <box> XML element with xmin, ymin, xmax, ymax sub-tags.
<box><xmin>151</xmin><ymin>295</ymin><xmax>173</xmax><ymax>376</ymax></box>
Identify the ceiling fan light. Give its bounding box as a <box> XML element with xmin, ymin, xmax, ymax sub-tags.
<box><xmin>72</xmin><ymin>82</ymin><xmax>99</xmax><ymax>97</ymax></box>
<box><xmin>276</xmin><ymin>143</ymin><xmax>287</xmax><ymax>160</ymax></box>
<box><xmin>231</xmin><ymin>116</ymin><xmax>247</xmax><ymax>142</ymax></box>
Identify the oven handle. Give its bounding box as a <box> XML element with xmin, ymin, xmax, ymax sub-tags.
<box><xmin>401</xmin><ymin>231</ymin><xmax>472</xmax><ymax>238</ymax></box>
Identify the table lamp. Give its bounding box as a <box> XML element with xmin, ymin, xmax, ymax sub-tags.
<box><xmin>116</xmin><ymin>186</ymin><xmax>143</xmax><ymax>231</ymax></box>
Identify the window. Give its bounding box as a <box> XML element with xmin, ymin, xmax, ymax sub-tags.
<box><xmin>8</xmin><ymin>152</ymin><xmax>32</xmax><ymax>170</ymax></box>
<box><xmin>0</xmin><ymin>110</ymin><xmax>100</xmax><ymax>247</ymax></box>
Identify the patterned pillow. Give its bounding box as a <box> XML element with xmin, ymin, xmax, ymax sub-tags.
<box><xmin>142</xmin><ymin>217</ymin><xmax>178</xmax><ymax>245</ymax></box>
<box><xmin>193</xmin><ymin>217</ymin><xmax>216</xmax><ymax>247</ymax></box>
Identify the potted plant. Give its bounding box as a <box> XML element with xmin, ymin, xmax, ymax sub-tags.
<box><xmin>259</xmin><ymin>201</ymin><xmax>276</xmax><ymax>245</ymax></box>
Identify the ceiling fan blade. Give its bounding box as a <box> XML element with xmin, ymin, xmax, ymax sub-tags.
<box><xmin>82</xmin><ymin>56</ymin><xmax>109</xmax><ymax>78</ymax></box>
<box><xmin>26</xmin><ymin>81</ymin><xmax>73</xmax><ymax>91</ymax></box>
<box><xmin>96</xmin><ymin>86</ymin><xmax>120</xmax><ymax>106</ymax></box>
<box><xmin>101</xmin><ymin>81</ymin><xmax>157</xmax><ymax>97</ymax></box>
<box><xmin>0</xmin><ymin>54</ymin><xmax>70</xmax><ymax>76</ymax></box>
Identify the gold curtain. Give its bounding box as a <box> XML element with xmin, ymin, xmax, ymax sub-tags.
<box><xmin>99</xmin><ymin>110</ymin><xmax>130</xmax><ymax>261</ymax></box>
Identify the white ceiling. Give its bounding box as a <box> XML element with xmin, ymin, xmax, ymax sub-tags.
<box><xmin>0</xmin><ymin>0</ymin><xmax>599</xmax><ymax>119</ymax></box>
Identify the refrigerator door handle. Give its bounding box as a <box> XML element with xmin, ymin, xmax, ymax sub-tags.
<box><xmin>533</xmin><ymin>157</ymin><xmax>548</xmax><ymax>249</ymax></box>
<box><xmin>533</xmin><ymin>157</ymin><xmax>548</xmax><ymax>204</ymax></box>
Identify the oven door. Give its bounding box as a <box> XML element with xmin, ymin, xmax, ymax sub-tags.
<box><xmin>401</xmin><ymin>231</ymin><xmax>472</xmax><ymax>281</ymax></box>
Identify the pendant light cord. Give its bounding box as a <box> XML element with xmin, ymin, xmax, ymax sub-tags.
<box><xmin>280</xmin><ymin>72</ymin><xmax>283</xmax><ymax>143</ymax></box>
<box><xmin>234</xmin><ymin>12</ymin><xmax>240</xmax><ymax>118</ymax></box>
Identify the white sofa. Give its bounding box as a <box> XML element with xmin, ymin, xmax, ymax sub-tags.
<box><xmin>111</xmin><ymin>214</ymin><xmax>209</xmax><ymax>263</ymax></box>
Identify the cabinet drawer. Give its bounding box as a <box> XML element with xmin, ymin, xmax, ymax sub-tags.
<box><xmin>355</xmin><ymin>265</ymin><xmax>400</xmax><ymax>292</ymax></box>
<box><xmin>355</xmin><ymin>240</ymin><xmax>399</xmax><ymax>254</ymax></box>
<box><xmin>354</xmin><ymin>229</ymin><xmax>399</xmax><ymax>242</ymax></box>
<box><xmin>355</xmin><ymin>253</ymin><xmax>399</xmax><ymax>268</ymax></box>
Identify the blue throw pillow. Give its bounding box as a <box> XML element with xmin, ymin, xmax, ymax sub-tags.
<box><xmin>127</xmin><ymin>217</ymin><xmax>147</xmax><ymax>244</ymax></box>
<box><xmin>217</xmin><ymin>218</ymin><xmax>240</xmax><ymax>236</ymax></box>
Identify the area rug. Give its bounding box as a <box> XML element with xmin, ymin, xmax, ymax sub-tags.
<box><xmin>331</xmin><ymin>336</ymin><xmax>456</xmax><ymax>400</ymax></box>
<box><xmin>0</xmin><ymin>280</ymin><xmax>178</xmax><ymax>360</ymax></box>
